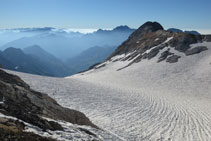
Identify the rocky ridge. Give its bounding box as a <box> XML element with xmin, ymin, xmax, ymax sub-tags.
<box><xmin>106</xmin><ymin>22</ymin><xmax>211</xmax><ymax>68</ymax></box>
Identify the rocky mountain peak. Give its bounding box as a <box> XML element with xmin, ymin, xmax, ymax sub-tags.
<box><xmin>138</xmin><ymin>21</ymin><xmax>164</xmax><ymax>32</ymax></box>
<box><xmin>129</xmin><ymin>21</ymin><xmax>164</xmax><ymax>39</ymax></box>
<box><xmin>96</xmin><ymin>25</ymin><xmax>134</xmax><ymax>33</ymax></box>
<box><xmin>105</xmin><ymin>22</ymin><xmax>211</xmax><ymax>69</ymax></box>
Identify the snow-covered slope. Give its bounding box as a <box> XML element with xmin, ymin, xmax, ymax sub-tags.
<box><xmin>69</xmin><ymin>22</ymin><xmax>211</xmax><ymax>140</ymax></box>
<box><xmin>66</xmin><ymin>41</ymin><xmax>211</xmax><ymax>140</ymax></box>
<box><xmin>8</xmin><ymin>22</ymin><xmax>211</xmax><ymax>140</ymax></box>
<box><xmin>8</xmin><ymin>42</ymin><xmax>211</xmax><ymax>140</ymax></box>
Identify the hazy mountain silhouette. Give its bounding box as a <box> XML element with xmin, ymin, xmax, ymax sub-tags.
<box><xmin>66</xmin><ymin>46</ymin><xmax>116</xmax><ymax>74</ymax></box>
<box><xmin>0</xmin><ymin>46</ymin><xmax>73</xmax><ymax>77</ymax></box>
<box><xmin>1</xmin><ymin>26</ymin><xmax>135</xmax><ymax>60</ymax></box>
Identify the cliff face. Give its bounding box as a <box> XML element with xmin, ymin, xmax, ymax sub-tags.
<box><xmin>0</xmin><ymin>68</ymin><xmax>97</xmax><ymax>140</ymax></box>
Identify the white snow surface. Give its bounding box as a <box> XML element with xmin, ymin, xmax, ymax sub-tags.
<box><xmin>163</xmin><ymin>37</ymin><xmax>173</xmax><ymax>43</ymax></box>
<box><xmin>6</xmin><ymin>42</ymin><xmax>211</xmax><ymax>140</ymax></box>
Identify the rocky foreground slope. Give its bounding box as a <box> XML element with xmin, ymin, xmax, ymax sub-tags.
<box><xmin>0</xmin><ymin>68</ymin><xmax>101</xmax><ymax>140</ymax></box>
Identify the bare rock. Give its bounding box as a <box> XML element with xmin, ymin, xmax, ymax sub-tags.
<box><xmin>146</xmin><ymin>47</ymin><xmax>160</xmax><ymax>60</ymax></box>
<box><xmin>158</xmin><ymin>49</ymin><xmax>174</xmax><ymax>63</ymax></box>
<box><xmin>166</xmin><ymin>55</ymin><xmax>181</xmax><ymax>63</ymax></box>
<box><xmin>185</xmin><ymin>46</ymin><xmax>208</xmax><ymax>56</ymax></box>
<box><xmin>0</xmin><ymin>69</ymin><xmax>97</xmax><ymax>132</ymax></box>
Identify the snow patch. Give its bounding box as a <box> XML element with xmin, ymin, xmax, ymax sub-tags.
<box><xmin>145</xmin><ymin>37</ymin><xmax>173</xmax><ymax>54</ymax></box>
<box><xmin>155</xmin><ymin>38</ymin><xmax>159</xmax><ymax>41</ymax></box>
<box><xmin>145</xmin><ymin>46</ymin><xmax>158</xmax><ymax>54</ymax></box>
<box><xmin>0</xmin><ymin>97</ymin><xmax>4</xmax><ymax>104</ymax></box>
<box><xmin>110</xmin><ymin>54</ymin><xmax>125</xmax><ymax>61</ymax></box>
<box><xmin>163</xmin><ymin>37</ymin><xmax>173</xmax><ymax>43</ymax></box>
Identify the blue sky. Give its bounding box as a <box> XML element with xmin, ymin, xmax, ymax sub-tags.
<box><xmin>0</xmin><ymin>0</ymin><xmax>211</xmax><ymax>33</ymax></box>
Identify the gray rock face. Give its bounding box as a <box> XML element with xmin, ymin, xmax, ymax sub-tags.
<box><xmin>0</xmin><ymin>69</ymin><xmax>29</xmax><ymax>89</ymax></box>
<box><xmin>129</xmin><ymin>21</ymin><xmax>164</xmax><ymax>40</ymax></box>
<box><xmin>203</xmin><ymin>35</ymin><xmax>211</xmax><ymax>42</ymax></box>
<box><xmin>168</xmin><ymin>33</ymin><xmax>202</xmax><ymax>52</ymax></box>
<box><xmin>0</xmin><ymin>117</ymin><xmax>56</xmax><ymax>141</ymax></box>
<box><xmin>185</xmin><ymin>46</ymin><xmax>208</xmax><ymax>56</ymax></box>
<box><xmin>157</xmin><ymin>49</ymin><xmax>174</xmax><ymax>63</ymax></box>
<box><xmin>143</xmin><ymin>47</ymin><xmax>160</xmax><ymax>60</ymax></box>
<box><xmin>0</xmin><ymin>69</ymin><xmax>97</xmax><ymax>132</ymax></box>
<box><xmin>166</xmin><ymin>55</ymin><xmax>181</xmax><ymax>63</ymax></box>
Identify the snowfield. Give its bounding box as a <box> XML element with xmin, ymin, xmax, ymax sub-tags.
<box><xmin>7</xmin><ymin>42</ymin><xmax>211</xmax><ymax>140</ymax></box>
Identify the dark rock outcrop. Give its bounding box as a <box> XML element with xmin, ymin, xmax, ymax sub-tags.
<box><xmin>0</xmin><ymin>69</ymin><xmax>97</xmax><ymax>133</ymax></box>
<box><xmin>166</xmin><ymin>55</ymin><xmax>181</xmax><ymax>63</ymax></box>
<box><xmin>0</xmin><ymin>117</ymin><xmax>55</xmax><ymax>141</ymax></box>
<box><xmin>168</xmin><ymin>33</ymin><xmax>199</xmax><ymax>52</ymax></box>
<box><xmin>129</xmin><ymin>22</ymin><xmax>164</xmax><ymax>39</ymax></box>
<box><xmin>185</xmin><ymin>46</ymin><xmax>208</xmax><ymax>56</ymax></box>
<box><xmin>157</xmin><ymin>49</ymin><xmax>174</xmax><ymax>63</ymax></box>
<box><xmin>0</xmin><ymin>69</ymin><xmax>30</xmax><ymax>89</ymax></box>
<box><xmin>143</xmin><ymin>47</ymin><xmax>160</xmax><ymax>60</ymax></box>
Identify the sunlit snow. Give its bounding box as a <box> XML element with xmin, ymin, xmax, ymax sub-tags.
<box><xmin>7</xmin><ymin>41</ymin><xmax>211</xmax><ymax>140</ymax></box>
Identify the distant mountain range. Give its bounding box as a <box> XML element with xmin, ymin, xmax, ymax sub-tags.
<box><xmin>0</xmin><ymin>25</ymin><xmax>135</xmax><ymax>76</ymax></box>
<box><xmin>0</xmin><ymin>26</ymin><xmax>135</xmax><ymax>61</ymax></box>
<box><xmin>0</xmin><ymin>44</ymin><xmax>117</xmax><ymax>76</ymax></box>
<box><xmin>0</xmin><ymin>25</ymin><xmax>204</xmax><ymax>77</ymax></box>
